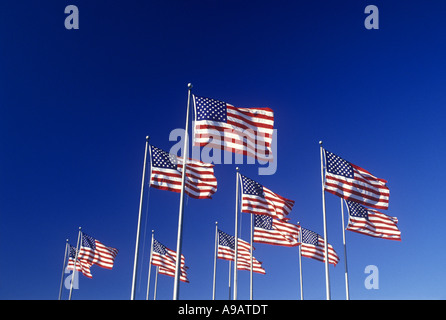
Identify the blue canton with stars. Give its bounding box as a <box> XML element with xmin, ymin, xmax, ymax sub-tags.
<box><xmin>218</xmin><ymin>230</ymin><xmax>235</xmax><ymax>249</ymax></box>
<box><xmin>254</xmin><ymin>214</ymin><xmax>273</xmax><ymax>230</ymax></box>
<box><xmin>81</xmin><ymin>233</ymin><xmax>96</xmax><ymax>250</ymax></box>
<box><xmin>241</xmin><ymin>175</ymin><xmax>265</xmax><ymax>198</ymax></box>
<box><xmin>325</xmin><ymin>149</ymin><xmax>354</xmax><ymax>178</ymax></box>
<box><xmin>153</xmin><ymin>239</ymin><xmax>168</xmax><ymax>255</ymax></box>
<box><xmin>345</xmin><ymin>200</ymin><xmax>369</xmax><ymax>220</ymax></box>
<box><xmin>150</xmin><ymin>146</ymin><xmax>178</xmax><ymax>169</ymax></box>
<box><xmin>195</xmin><ymin>96</ymin><xmax>228</xmax><ymax>122</ymax></box>
<box><xmin>301</xmin><ymin>228</ymin><xmax>319</xmax><ymax>246</ymax></box>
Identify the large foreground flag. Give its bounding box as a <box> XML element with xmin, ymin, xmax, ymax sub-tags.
<box><xmin>217</xmin><ymin>230</ymin><xmax>266</xmax><ymax>274</ymax></box>
<box><xmin>324</xmin><ymin>149</ymin><xmax>390</xmax><ymax>210</ymax></box>
<box><xmin>253</xmin><ymin>215</ymin><xmax>300</xmax><ymax>247</ymax></box>
<box><xmin>67</xmin><ymin>245</ymin><xmax>93</xmax><ymax>278</ymax></box>
<box><xmin>151</xmin><ymin>239</ymin><xmax>189</xmax><ymax>283</ymax></box>
<box><xmin>150</xmin><ymin>145</ymin><xmax>217</xmax><ymax>199</ymax></box>
<box><xmin>193</xmin><ymin>95</ymin><xmax>274</xmax><ymax>161</ymax></box>
<box><xmin>345</xmin><ymin>200</ymin><xmax>401</xmax><ymax>241</ymax></box>
<box><xmin>77</xmin><ymin>233</ymin><xmax>118</xmax><ymax>271</ymax></box>
<box><xmin>240</xmin><ymin>174</ymin><xmax>295</xmax><ymax>221</ymax></box>
<box><xmin>300</xmin><ymin>227</ymin><xmax>339</xmax><ymax>266</ymax></box>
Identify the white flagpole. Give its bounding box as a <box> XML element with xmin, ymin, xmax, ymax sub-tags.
<box><xmin>131</xmin><ymin>135</ymin><xmax>150</xmax><ymax>300</ymax></box>
<box><xmin>154</xmin><ymin>266</ymin><xmax>159</xmax><ymax>300</ymax></box>
<box><xmin>233</xmin><ymin>167</ymin><xmax>240</xmax><ymax>300</ymax></box>
<box><xmin>146</xmin><ymin>230</ymin><xmax>155</xmax><ymax>300</ymax></box>
<box><xmin>173</xmin><ymin>83</ymin><xmax>193</xmax><ymax>300</ymax></box>
<box><xmin>341</xmin><ymin>198</ymin><xmax>350</xmax><ymax>300</ymax></box>
<box><xmin>69</xmin><ymin>227</ymin><xmax>82</xmax><ymax>300</ymax></box>
<box><xmin>250</xmin><ymin>212</ymin><xmax>253</xmax><ymax>300</ymax></box>
<box><xmin>213</xmin><ymin>221</ymin><xmax>218</xmax><ymax>300</ymax></box>
<box><xmin>319</xmin><ymin>141</ymin><xmax>331</xmax><ymax>300</ymax></box>
<box><xmin>58</xmin><ymin>239</ymin><xmax>69</xmax><ymax>300</ymax></box>
<box><xmin>298</xmin><ymin>224</ymin><xmax>303</xmax><ymax>300</ymax></box>
<box><xmin>228</xmin><ymin>260</ymin><xmax>232</xmax><ymax>300</ymax></box>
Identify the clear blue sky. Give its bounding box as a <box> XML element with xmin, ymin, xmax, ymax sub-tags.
<box><xmin>1</xmin><ymin>0</ymin><xmax>445</xmax><ymax>300</ymax></box>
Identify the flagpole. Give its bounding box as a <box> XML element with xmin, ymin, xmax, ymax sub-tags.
<box><xmin>69</xmin><ymin>227</ymin><xmax>82</xmax><ymax>300</ymax></box>
<box><xmin>319</xmin><ymin>141</ymin><xmax>331</xmax><ymax>300</ymax></box>
<box><xmin>228</xmin><ymin>260</ymin><xmax>232</xmax><ymax>300</ymax></box>
<box><xmin>213</xmin><ymin>221</ymin><xmax>218</xmax><ymax>300</ymax></box>
<box><xmin>146</xmin><ymin>230</ymin><xmax>155</xmax><ymax>300</ymax></box>
<box><xmin>173</xmin><ymin>83</ymin><xmax>193</xmax><ymax>300</ymax></box>
<box><xmin>154</xmin><ymin>266</ymin><xmax>159</xmax><ymax>300</ymax></box>
<box><xmin>341</xmin><ymin>198</ymin><xmax>350</xmax><ymax>300</ymax></box>
<box><xmin>250</xmin><ymin>212</ymin><xmax>253</xmax><ymax>300</ymax></box>
<box><xmin>58</xmin><ymin>239</ymin><xmax>69</xmax><ymax>300</ymax></box>
<box><xmin>131</xmin><ymin>135</ymin><xmax>150</xmax><ymax>300</ymax></box>
<box><xmin>233</xmin><ymin>167</ymin><xmax>240</xmax><ymax>300</ymax></box>
<box><xmin>298</xmin><ymin>224</ymin><xmax>303</xmax><ymax>300</ymax></box>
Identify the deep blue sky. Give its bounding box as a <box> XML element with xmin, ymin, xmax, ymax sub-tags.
<box><xmin>1</xmin><ymin>0</ymin><xmax>446</xmax><ymax>300</ymax></box>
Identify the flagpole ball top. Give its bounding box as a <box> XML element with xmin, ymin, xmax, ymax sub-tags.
<box><xmin>319</xmin><ymin>140</ymin><xmax>323</xmax><ymax>145</ymax></box>
<box><xmin>188</xmin><ymin>83</ymin><xmax>193</xmax><ymax>89</ymax></box>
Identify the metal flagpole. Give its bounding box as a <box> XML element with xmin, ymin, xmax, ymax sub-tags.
<box><xmin>319</xmin><ymin>141</ymin><xmax>331</xmax><ymax>300</ymax></box>
<box><xmin>131</xmin><ymin>135</ymin><xmax>150</xmax><ymax>300</ymax></box>
<box><xmin>146</xmin><ymin>230</ymin><xmax>155</xmax><ymax>300</ymax></box>
<box><xmin>298</xmin><ymin>224</ymin><xmax>303</xmax><ymax>300</ymax></box>
<box><xmin>154</xmin><ymin>267</ymin><xmax>159</xmax><ymax>300</ymax></box>
<box><xmin>212</xmin><ymin>222</ymin><xmax>218</xmax><ymax>300</ymax></box>
<box><xmin>250</xmin><ymin>212</ymin><xmax>253</xmax><ymax>300</ymax></box>
<box><xmin>173</xmin><ymin>83</ymin><xmax>193</xmax><ymax>300</ymax></box>
<box><xmin>233</xmin><ymin>167</ymin><xmax>240</xmax><ymax>300</ymax></box>
<box><xmin>341</xmin><ymin>198</ymin><xmax>350</xmax><ymax>300</ymax></box>
<box><xmin>69</xmin><ymin>227</ymin><xmax>82</xmax><ymax>300</ymax></box>
<box><xmin>228</xmin><ymin>260</ymin><xmax>232</xmax><ymax>300</ymax></box>
<box><xmin>58</xmin><ymin>239</ymin><xmax>69</xmax><ymax>300</ymax></box>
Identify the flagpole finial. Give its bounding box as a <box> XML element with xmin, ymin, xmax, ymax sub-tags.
<box><xmin>319</xmin><ymin>140</ymin><xmax>323</xmax><ymax>145</ymax></box>
<box><xmin>78</xmin><ymin>227</ymin><xmax>82</xmax><ymax>231</ymax></box>
<box><xmin>236</xmin><ymin>167</ymin><xmax>239</xmax><ymax>171</ymax></box>
<box><xmin>146</xmin><ymin>135</ymin><xmax>150</xmax><ymax>141</ymax></box>
<box><xmin>188</xmin><ymin>83</ymin><xmax>193</xmax><ymax>89</ymax></box>
<box><xmin>215</xmin><ymin>221</ymin><xmax>218</xmax><ymax>225</ymax></box>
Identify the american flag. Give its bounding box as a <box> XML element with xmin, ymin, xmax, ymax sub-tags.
<box><xmin>240</xmin><ymin>174</ymin><xmax>295</xmax><ymax>221</ymax></box>
<box><xmin>66</xmin><ymin>244</ymin><xmax>93</xmax><ymax>278</ymax></box>
<box><xmin>217</xmin><ymin>230</ymin><xmax>266</xmax><ymax>274</ymax></box>
<box><xmin>253</xmin><ymin>215</ymin><xmax>300</xmax><ymax>247</ymax></box>
<box><xmin>193</xmin><ymin>96</ymin><xmax>274</xmax><ymax>161</ymax></box>
<box><xmin>300</xmin><ymin>227</ymin><xmax>339</xmax><ymax>266</ymax></box>
<box><xmin>345</xmin><ymin>200</ymin><xmax>401</xmax><ymax>241</ymax></box>
<box><xmin>324</xmin><ymin>149</ymin><xmax>390</xmax><ymax>210</ymax></box>
<box><xmin>77</xmin><ymin>233</ymin><xmax>118</xmax><ymax>271</ymax></box>
<box><xmin>151</xmin><ymin>239</ymin><xmax>189</xmax><ymax>283</ymax></box>
<box><xmin>150</xmin><ymin>145</ymin><xmax>217</xmax><ymax>199</ymax></box>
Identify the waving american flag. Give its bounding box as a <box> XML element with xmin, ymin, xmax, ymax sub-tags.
<box><xmin>324</xmin><ymin>149</ymin><xmax>390</xmax><ymax>210</ymax></box>
<box><xmin>345</xmin><ymin>200</ymin><xmax>401</xmax><ymax>241</ymax></box>
<box><xmin>149</xmin><ymin>145</ymin><xmax>217</xmax><ymax>199</ymax></box>
<box><xmin>240</xmin><ymin>174</ymin><xmax>294</xmax><ymax>221</ymax></box>
<box><xmin>193</xmin><ymin>96</ymin><xmax>274</xmax><ymax>161</ymax></box>
<box><xmin>253</xmin><ymin>215</ymin><xmax>300</xmax><ymax>247</ymax></box>
<box><xmin>300</xmin><ymin>227</ymin><xmax>339</xmax><ymax>266</ymax></box>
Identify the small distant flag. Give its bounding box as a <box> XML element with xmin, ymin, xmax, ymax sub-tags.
<box><xmin>77</xmin><ymin>233</ymin><xmax>118</xmax><ymax>271</ymax></box>
<box><xmin>345</xmin><ymin>200</ymin><xmax>401</xmax><ymax>241</ymax></box>
<box><xmin>300</xmin><ymin>227</ymin><xmax>339</xmax><ymax>266</ymax></box>
<box><xmin>240</xmin><ymin>174</ymin><xmax>295</xmax><ymax>221</ymax></box>
<box><xmin>67</xmin><ymin>244</ymin><xmax>92</xmax><ymax>278</ymax></box>
<box><xmin>253</xmin><ymin>215</ymin><xmax>300</xmax><ymax>247</ymax></box>
<box><xmin>217</xmin><ymin>230</ymin><xmax>265</xmax><ymax>274</ymax></box>
<box><xmin>324</xmin><ymin>149</ymin><xmax>390</xmax><ymax>210</ymax></box>
<box><xmin>149</xmin><ymin>145</ymin><xmax>217</xmax><ymax>199</ymax></box>
<box><xmin>151</xmin><ymin>239</ymin><xmax>189</xmax><ymax>283</ymax></box>
<box><xmin>193</xmin><ymin>96</ymin><xmax>274</xmax><ymax>161</ymax></box>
